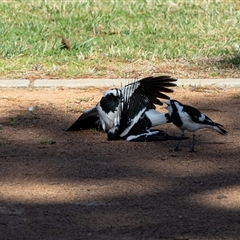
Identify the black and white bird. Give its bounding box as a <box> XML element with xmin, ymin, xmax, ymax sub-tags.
<box><xmin>107</xmin><ymin>84</ymin><xmax>178</xmax><ymax>141</ymax></box>
<box><xmin>165</xmin><ymin>99</ymin><xmax>228</xmax><ymax>152</ymax></box>
<box><xmin>67</xmin><ymin>75</ymin><xmax>177</xmax><ymax>141</ymax></box>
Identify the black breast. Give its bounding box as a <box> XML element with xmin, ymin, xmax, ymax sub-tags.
<box><xmin>170</xmin><ymin>104</ymin><xmax>183</xmax><ymax>127</ymax></box>
<box><xmin>100</xmin><ymin>94</ymin><xmax>120</xmax><ymax>114</ymax></box>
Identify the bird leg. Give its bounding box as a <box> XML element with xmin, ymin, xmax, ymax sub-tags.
<box><xmin>174</xmin><ymin>132</ymin><xmax>184</xmax><ymax>151</ymax></box>
<box><xmin>190</xmin><ymin>132</ymin><xmax>196</xmax><ymax>152</ymax></box>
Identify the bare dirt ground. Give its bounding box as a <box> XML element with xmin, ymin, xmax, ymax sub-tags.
<box><xmin>0</xmin><ymin>85</ymin><xmax>240</xmax><ymax>240</ymax></box>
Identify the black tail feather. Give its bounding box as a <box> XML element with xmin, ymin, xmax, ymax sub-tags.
<box><xmin>66</xmin><ymin>107</ymin><xmax>100</xmax><ymax>131</ymax></box>
<box><xmin>215</xmin><ymin>123</ymin><xmax>228</xmax><ymax>136</ymax></box>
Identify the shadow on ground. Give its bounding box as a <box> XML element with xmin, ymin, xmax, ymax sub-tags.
<box><xmin>0</xmin><ymin>88</ymin><xmax>239</xmax><ymax>239</ymax></box>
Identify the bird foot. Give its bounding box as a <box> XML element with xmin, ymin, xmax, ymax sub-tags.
<box><xmin>174</xmin><ymin>147</ymin><xmax>181</xmax><ymax>152</ymax></box>
<box><xmin>189</xmin><ymin>148</ymin><xmax>196</xmax><ymax>153</ymax></box>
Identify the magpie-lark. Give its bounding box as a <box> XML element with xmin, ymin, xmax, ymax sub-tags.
<box><xmin>107</xmin><ymin>85</ymin><xmax>175</xmax><ymax>141</ymax></box>
<box><xmin>165</xmin><ymin>99</ymin><xmax>228</xmax><ymax>152</ymax></box>
<box><xmin>67</xmin><ymin>75</ymin><xmax>177</xmax><ymax>141</ymax></box>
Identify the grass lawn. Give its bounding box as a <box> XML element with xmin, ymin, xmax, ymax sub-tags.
<box><xmin>1</xmin><ymin>0</ymin><xmax>240</xmax><ymax>79</ymax></box>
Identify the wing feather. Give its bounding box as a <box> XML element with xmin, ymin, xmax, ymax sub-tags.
<box><xmin>122</xmin><ymin>75</ymin><xmax>177</xmax><ymax>107</ymax></box>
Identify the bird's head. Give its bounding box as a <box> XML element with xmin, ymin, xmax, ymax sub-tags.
<box><xmin>165</xmin><ymin>99</ymin><xmax>182</xmax><ymax>115</ymax></box>
<box><xmin>107</xmin><ymin>125</ymin><xmax>121</xmax><ymax>141</ymax></box>
<box><xmin>99</xmin><ymin>88</ymin><xmax>124</xmax><ymax>114</ymax></box>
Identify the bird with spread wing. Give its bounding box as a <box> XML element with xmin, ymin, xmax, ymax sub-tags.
<box><xmin>66</xmin><ymin>75</ymin><xmax>180</xmax><ymax>141</ymax></box>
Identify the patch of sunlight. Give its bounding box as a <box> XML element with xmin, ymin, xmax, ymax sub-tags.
<box><xmin>190</xmin><ymin>186</ymin><xmax>240</xmax><ymax>210</ymax></box>
<box><xmin>0</xmin><ymin>178</ymin><xmax>167</xmax><ymax>204</ymax></box>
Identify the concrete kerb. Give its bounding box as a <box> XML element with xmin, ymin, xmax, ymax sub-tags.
<box><xmin>0</xmin><ymin>78</ymin><xmax>239</xmax><ymax>88</ymax></box>
<box><xmin>0</xmin><ymin>79</ymin><xmax>30</xmax><ymax>88</ymax></box>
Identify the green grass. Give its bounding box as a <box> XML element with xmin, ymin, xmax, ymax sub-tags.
<box><xmin>9</xmin><ymin>117</ymin><xmax>18</xmax><ymax>125</ymax></box>
<box><xmin>1</xmin><ymin>0</ymin><xmax>240</xmax><ymax>79</ymax></box>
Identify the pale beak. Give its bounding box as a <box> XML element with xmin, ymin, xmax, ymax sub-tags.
<box><xmin>164</xmin><ymin>101</ymin><xmax>169</xmax><ymax>109</ymax></box>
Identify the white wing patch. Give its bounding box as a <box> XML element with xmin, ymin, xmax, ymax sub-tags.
<box><xmin>198</xmin><ymin>113</ymin><xmax>206</xmax><ymax>122</ymax></box>
<box><xmin>122</xmin><ymin>81</ymin><xmax>140</xmax><ymax>102</ymax></box>
<box><xmin>120</xmin><ymin>107</ymin><xmax>146</xmax><ymax>137</ymax></box>
<box><xmin>126</xmin><ymin>130</ymin><xmax>159</xmax><ymax>141</ymax></box>
<box><xmin>145</xmin><ymin>110</ymin><xmax>168</xmax><ymax>127</ymax></box>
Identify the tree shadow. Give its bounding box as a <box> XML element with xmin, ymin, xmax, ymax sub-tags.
<box><xmin>0</xmin><ymin>90</ymin><xmax>239</xmax><ymax>239</ymax></box>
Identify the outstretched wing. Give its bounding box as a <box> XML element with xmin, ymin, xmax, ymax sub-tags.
<box><xmin>120</xmin><ymin>88</ymin><xmax>150</xmax><ymax>137</ymax></box>
<box><xmin>67</xmin><ymin>75</ymin><xmax>177</xmax><ymax>133</ymax></box>
<box><xmin>107</xmin><ymin>86</ymin><xmax>150</xmax><ymax>140</ymax></box>
<box><xmin>122</xmin><ymin>75</ymin><xmax>177</xmax><ymax>108</ymax></box>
